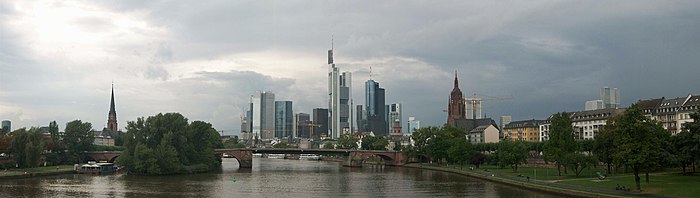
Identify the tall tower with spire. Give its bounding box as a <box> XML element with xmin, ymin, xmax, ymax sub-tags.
<box><xmin>107</xmin><ymin>84</ymin><xmax>118</xmax><ymax>132</ymax></box>
<box><xmin>447</xmin><ymin>71</ymin><xmax>465</xmax><ymax>125</ymax></box>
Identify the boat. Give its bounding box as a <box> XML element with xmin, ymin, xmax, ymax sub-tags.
<box><xmin>299</xmin><ymin>154</ymin><xmax>320</xmax><ymax>161</ymax></box>
<box><xmin>75</xmin><ymin>161</ymin><xmax>117</xmax><ymax>175</ymax></box>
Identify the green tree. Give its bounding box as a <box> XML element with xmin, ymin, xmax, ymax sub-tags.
<box><xmin>496</xmin><ymin>139</ymin><xmax>528</xmax><ymax>171</ymax></box>
<box><xmin>447</xmin><ymin>136</ymin><xmax>472</xmax><ymax>164</ymax></box>
<box><xmin>119</xmin><ymin>113</ymin><xmax>224</xmax><ymax>175</ymax></box>
<box><xmin>594</xmin><ymin>125</ymin><xmax>615</xmax><ymax>174</ymax></box>
<box><xmin>567</xmin><ymin>152</ymin><xmax>597</xmax><ymax>177</ymax></box>
<box><xmin>10</xmin><ymin>128</ymin><xmax>44</xmax><ymax>168</ymax></box>
<box><xmin>323</xmin><ymin>142</ymin><xmax>334</xmax><ymax>149</ymax></box>
<box><xmin>361</xmin><ymin>136</ymin><xmax>388</xmax><ymax>150</ymax></box>
<box><xmin>337</xmin><ymin>134</ymin><xmax>359</xmax><ymax>149</ymax></box>
<box><xmin>48</xmin><ymin>121</ymin><xmax>61</xmax><ymax>151</ymax></box>
<box><xmin>469</xmin><ymin>152</ymin><xmax>486</xmax><ymax>168</ymax></box>
<box><xmin>64</xmin><ymin>120</ymin><xmax>94</xmax><ymax>163</ymax></box>
<box><xmin>678</xmin><ymin>111</ymin><xmax>700</xmax><ymax>173</ymax></box>
<box><xmin>223</xmin><ymin>138</ymin><xmax>246</xmax><ymax>149</ymax></box>
<box><xmin>608</xmin><ymin>105</ymin><xmax>669</xmax><ymax>191</ymax></box>
<box><xmin>543</xmin><ymin>112</ymin><xmax>576</xmax><ymax>176</ymax></box>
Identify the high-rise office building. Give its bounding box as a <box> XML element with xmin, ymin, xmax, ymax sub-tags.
<box><xmin>407</xmin><ymin>117</ymin><xmax>420</xmax><ymax>134</ymax></box>
<box><xmin>240</xmin><ymin>115</ymin><xmax>249</xmax><ymax>141</ymax></box>
<box><xmin>313</xmin><ymin>108</ymin><xmax>329</xmax><ymax>139</ymax></box>
<box><xmin>388</xmin><ymin>103</ymin><xmax>402</xmax><ymax>135</ymax></box>
<box><xmin>1</xmin><ymin>120</ymin><xmax>10</xmax><ymax>134</ymax></box>
<box><xmin>274</xmin><ymin>101</ymin><xmax>293</xmax><ymax>138</ymax></box>
<box><xmin>585</xmin><ymin>100</ymin><xmax>604</xmax><ymax>111</ymax></box>
<box><xmin>328</xmin><ymin>47</ymin><xmax>352</xmax><ymax>138</ymax></box>
<box><xmin>365</xmin><ymin>79</ymin><xmax>387</xmax><ymax>136</ymax></box>
<box><xmin>499</xmin><ymin>115</ymin><xmax>512</xmax><ymax>139</ymax></box>
<box><xmin>600</xmin><ymin>87</ymin><xmax>620</xmax><ymax>109</ymax></box>
<box><xmin>294</xmin><ymin>113</ymin><xmax>311</xmax><ymax>138</ymax></box>
<box><xmin>466</xmin><ymin>98</ymin><xmax>482</xmax><ymax>119</ymax></box>
<box><xmin>251</xmin><ymin>91</ymin><xmax>275</xmax><ymax>140</ymax></box>
<box><xmin>356</xmin><ymin>105</ymin><xmax>366</xmax><ymax>133</ymax></box>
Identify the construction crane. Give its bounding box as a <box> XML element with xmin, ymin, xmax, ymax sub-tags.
<box><xmin>298</xmin><ymin>123</ymin><xmax>321</xmax><ymax>140</ymax></box>
<box><xmin>464</xmin><ymin>93</ymin><xmax>513</xmax><ymax>119</ymax></box>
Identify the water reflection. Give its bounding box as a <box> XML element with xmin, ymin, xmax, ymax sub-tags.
<box><xmin>0</xmin><ymin>158</ymin><xmax>563</xmax><ymax>197</ymax></box>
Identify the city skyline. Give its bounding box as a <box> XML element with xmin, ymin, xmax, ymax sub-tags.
<box><xmin>1</xmin><ymin>1</ymin><xmax>700</xmax><ymax>135</ymax></box>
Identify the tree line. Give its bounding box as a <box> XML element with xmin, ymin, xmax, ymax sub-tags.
<box><xmin>402</xmin><ymin>105</ymin><xmax>700</xmax><ymax>191</ymax></box>
<box><xmin>0</xmin><ymin>120</ymin><xmax>97</xmax><ymax>168</ymax></box>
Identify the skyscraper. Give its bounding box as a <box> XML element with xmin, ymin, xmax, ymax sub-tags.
<box><xmin>274</xmin><ymin>101</ymin><xmax>293</xmax><ymax>138</ymax></box>
<box><xmin>585</xmin><ymin>100</ymin><xmax>604</xmax><ymax>111</ymax></box>
<box><xmin>365</xmin><ymin>79</ymin><xmax>387</xmax><ymax>136</ymax></box>
<box><xmin>251</xmin><ymin>91</ymin><xmax>275</xmax><ymax>140</ymax></box>
<box><xmin>328</xmin><ymin>47</ymin><xmax>352</xmax><ymax>138</ymax></box>
<box><xmin>447</xmin><ymin>71</ymin><xmax>465</xmax><ymax>125</ymax></box>
<box><xmin>600</xmin><ymin>87</ymin><xmax>620</xmax><ymax>109</ymax></box>
<box><xmin>388</xmin><ymin>103</ymin><xmax>402</xmax><ymax>135</ymax></box>
<box><xmin>107</xmin><ymin>84</ymin><xmax>118</xmax><ymax>132</ymax></box>
<box><xmin>294</xmin><ymin>113</ymin><xmax>311</xmax><ymax>138</ymax></box>
<box><xmin>1</xmin><ymin>120</ymin><xmax>10</xmax><ymax>134</ymax></box>
<box><xmin>313</xmin><ymin>108</ymin><xmax>329</xmax><ymax>139</ymax></box>
<box><xmin>407</xmin><ymin>117</ymin><xmax>420</xmax><ymax>134</ymax></box>
<box><xmin>356</xmin><ymin>105</ymin><xmax>366</xmax><ymax>133</ymax></box>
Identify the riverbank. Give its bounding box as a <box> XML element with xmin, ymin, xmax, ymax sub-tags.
<box><xmin>404</xmin><ymin>163</ymin><xmax>644</xmax><ymax>198</ymax></box>
<box><xmin>0</xmin><ymin>165</ymin><xmax>75</xmax><ymax>179</ymax></box>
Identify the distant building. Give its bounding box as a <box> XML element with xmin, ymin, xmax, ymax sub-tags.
<box><xmin>570</xmin><ymin>108</ymin><xmax>625</xmax><ymax>140</ymax></box>
<box><xmin>447</xmin><ymin>71</ymin><xmax>466</xmax><ymax>125</ymax></box>
<box><xmin>313</xmin><ymin>108</ymin><xmax>329</xmax><ymax>139</ymax></box>
<box><xmin>388</xmin><ymin>103</ymin><xmax>402</xmax><ymax>136</ymax></box>
<box><xmin>294</xmin><ymin>113</ymin><xmax>311</xmax><ymax>138</ymax></box>
<box><xmin>539</xmin><ymin>119</ymin><xmax>551</xmax><ymax>142</ymax></box>
<box><xmin>93</xmin><ymin>129</ymin><xmax>116</xmax><ymax>146</ymax></box>
<box><xmin>1</xmin><ymin>120</ymin><xmax>11</xmax><ymax>135</ymax></box>
<box><xmin>466</xmin><ymin>98</ymin><xmax>483</xmax><ymax>119</ymax></box>
<box><xmin>251</xmin><ymin>91</ymin><xmax>275</xmax><ymax>140</ymax></box>
<box><xmin>585</xmin><ymin>100</ymin><xmax>604</xmax><ymax>111</ymax></box>
<box><xmin>240</xmin><ymin>115</ymin><xmax>250</xmax><ymax>141</ymax></box>
<box><xmin>107</xmin><ymin>84</ymin><xmax>118</xmax><ymax>132</ymax></box>
<box><xmin>407</xmin><ymin>117</ymin><xmax>420</xmax><ymax>135</ymax></box>
<box><xmin>274</xmin><ymin>101</ymin><xmax>293</xmax><ymax>138</ymax></box>
<box><xmin>365</xmin><ymin>79</ymin><xmax>387</xmax><ymax>136</ymax></box>
<box><xmin>356</xmin><ymin>105</ymin><xmax>366</xmax><ymax>133</ymax></box>
<box><xmin>601</xmin><ymin>87</ymin><xmax>620</xmax><ymax>109</ymax></box>
<box><xmin>648</xmin><ymin>94</ymin><xmax>700</xmax><ymax>135</ymax></box>
<box><xmin>504</xmin><ymin>119</ymin><xmax>545</xmax><ymax>142</ymax></box>
<box><xmin>499</xmin><ymin>116</ymin><xmax>512</xmax><ymax>139</ymax></box>
<box><xmin>328</xmin><ymin>47</ymin><xmax>353</xmax><ymax>138</ymax></box>
<box><xmin>469</xmin><ymin>124</ymin><xmax>499</xmax><ymax>144</ymax></box>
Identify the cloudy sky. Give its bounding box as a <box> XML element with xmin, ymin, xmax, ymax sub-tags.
<box><xmin>1</xmin><ymin>1</ymin><xmax>699</xmax><ymax>134</ymax></box>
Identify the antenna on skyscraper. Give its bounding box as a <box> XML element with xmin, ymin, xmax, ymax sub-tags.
<box><xmin>369</xmin><ymin>66</ymin><xmax>372</xmax><ymax>80</ymax></box>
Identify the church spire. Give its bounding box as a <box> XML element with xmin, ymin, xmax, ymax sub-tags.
<box><xmin>107</xmin><ymin>83</ymin><xmax>118</xmax><ymax>131</ymax></box>
<box><xmin>454</xmin><ymin>70</ymin><xmax>458</xmax><ymax>89</ymax></box>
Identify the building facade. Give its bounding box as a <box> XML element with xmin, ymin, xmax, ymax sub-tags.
<box><xmin>294</xmin><ymin>113</ymin><xmax>311</xmax><ymax>138</ymax></box>
<box><xmin>274</xmin><ymin>101</ymin><xmax>293</xmax><ymax>138</ymax></box>
<box><xmin>601</xmin><ymin>87</ymin><xmax>620</xmax><ymax>109</ymax></box>
<box><xmin>570</xmin><ymin>108</ymin><xmax>625</xmax><ymax>140</ymax></box>
<box><xmin>585</xmin><ymin>100</ymin><xmax>604</xmax><ymax>111</ymax></box>
<box><xmin>365</xmin><ymin>79</ymin><xmax>387</xmax><ymax>136</ymax></box>
<box><xmin>388</xmin><ymin>103</ymin><xmax>402</xmax><ymax>135</ymax></box>
<box><xmin>328</xmin><ymin>47</ymin><xmax>353</xmax><ymax>139</ymax></box>
<box><xmin>469</xmin><ymin>124</ymin><xmax>499</xmax><ymax>144</ymax></box>
<box><xmin>313</xmin><ymin>108</ymin><xmax>329</xmax><ymax>139</ymax></box>
<box><xmin>407</xmin><ymin>117</ymin><xmax>420</xmax><ymax>135</ymax></box>
<box><xmin>1</xmin><ymin>120</ymin><xmax>10</xmax><ymax>134</ymax></box>
<box><xmin>503</xmin><ymin>119</ymin><xmax>545</xmax><ymax>142</ymax></box>
<box><xmin>107</xmin><ymin>84</ymin><xmax>118</xmax><ymax>132</ymax></box>
<box><xmin>251</xmin><ymin>91</ymin><xmax>275</xmax><ymax>140</ymax></box>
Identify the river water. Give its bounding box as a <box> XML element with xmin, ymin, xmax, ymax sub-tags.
<box><xmin>0</xmin><ymin>158</ymin><xmax>562</xmax><ymax>197</ymax></box>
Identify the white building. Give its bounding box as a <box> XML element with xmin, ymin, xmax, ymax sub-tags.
<box><xmin>570</xmin><ymin>108</ymin><xmax>625</xmax><ymax>140</ymax></box>
<box><xmin>651</xmin><ymin>94</ymin><xmax>700</xmax><ymax>135</ymax></box>
<box><xmin>539</xmin><ymin>120</ymin><xmax>550</xmax><ymax>142</ymax></box>
<box><xmin>469</xmin><ymin>124</ymin><xmax>500</xmax><ymax>144</ymax></box>
<box><xmin>601</xmin><ymin>87</ymin><xmax>620</xmax><ymax>109</ymax></box>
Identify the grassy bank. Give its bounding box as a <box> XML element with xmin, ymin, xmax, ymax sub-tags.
<box><xmin>0</xmin><ymin>165</ymin><xmax>75</xmax><ymax>179</ymax></box>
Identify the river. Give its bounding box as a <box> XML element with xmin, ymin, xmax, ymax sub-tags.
<box><xmin>0</xmin><ymin>158</ymin><xmax>563</xmax><ymax>197</ymax></box>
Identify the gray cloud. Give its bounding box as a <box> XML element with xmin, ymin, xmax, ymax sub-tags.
<box><xmin>1</xmin><ymin>0</ymin><xmax>699</xmax><ymax>133</ymax></box>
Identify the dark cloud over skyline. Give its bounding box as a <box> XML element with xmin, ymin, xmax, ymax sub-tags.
<box><xmin>1</xmin><ymin>1</ymin><xmax>699</xmax><ymax>135</ymax></box>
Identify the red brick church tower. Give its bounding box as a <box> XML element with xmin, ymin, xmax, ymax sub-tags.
<box><xmin>107</xmin><ymin>84</ymin><xmax>118</xmax><ymax>132</ymax></box>
<box><xmin>447</xmin><ymin>71</ymin><xmax>465</xmax><ymax>125</ymax></box>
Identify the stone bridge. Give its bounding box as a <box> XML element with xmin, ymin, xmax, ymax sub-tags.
<box><xmin>215</xmin><ymin>148</ymin><xmax>407</xmax><ymax>168</ymax></box>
